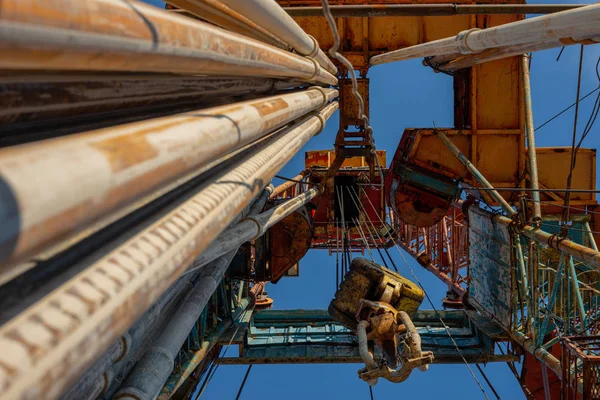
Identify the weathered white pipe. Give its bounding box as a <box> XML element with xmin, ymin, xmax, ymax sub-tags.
<box><xmin>114</xmin><ymin>186</ymin><xmax>272</xmax><ymax>400</ymax></box>
<box><xmin>166</xmin><ymin>0</ymin><xmax>290</xmax><ymax>50</ymax></box>
<box><xmin>62</xmin><ymin>186</ymin><xmax>271</xmax><ymax>400</ymax></box>
<box><xmin>0</xmin><ymin>0</ymin><xmax>337</xmax><ymax>85</ymax></box>
<box><xmin>0</xmin><ymin>101</ymin><xmax>338</xmax><ymax>400</ymax></box>
<box><xmin>219</xmin><ymin>0</ymin><xmax>337</xmax><ymax>75</ymax></box>
<box><xmin>62</xmin><ymin>276</ymin><xmax>194</xmax><ymax>400</ymax></box>
<box><xmin>190</xmin><ymin>187</ymin><xmax>320</xmax><ymax>270</ymax></box>
<box><xmin>370</xmin><ymin>4</ymin><xmax>600</xmax><ymax>66</ymax></box>
<box><xmin>0</xmin><ymin>87</ymin><xmax>337</xmax><ymax>277</ymax></box>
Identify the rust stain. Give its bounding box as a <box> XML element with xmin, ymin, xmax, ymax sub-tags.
<box><xmin>91</xmin><ymin>131</ymin><xmax>160</xmax><ymax>173</ymax></box>
<box><xmin>250</xmin><ymin>98</ymin><xmax>289</xmax><ymax>117</ymax></box>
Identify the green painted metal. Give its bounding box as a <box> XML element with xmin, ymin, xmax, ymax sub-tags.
<box><xmin>395</xmin><ymin>164</ymin><xmax>461</xmax><ymax>199</ymax></box>
<box><xmin>217</xmin><ymin>309</ymin><xmax>512</xmax><ymax>365</ymax></box>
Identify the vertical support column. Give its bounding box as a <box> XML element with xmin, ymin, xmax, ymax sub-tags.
<box><xmin>521</xmin><ymin>55</ymin><xmax>542</xmax><ymax>223</ymax></box>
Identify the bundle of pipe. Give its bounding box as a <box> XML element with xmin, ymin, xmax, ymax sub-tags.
<box><xmin>0</xmin><ymin>100</ymin><xmax>338</xmax><ymax>400</ymax></box>
<box><xmin>166</xmin><ymin>0</ymin><xmax>337</xmax><ymax>75</ymax></box>
<box><xmin>0</xmin><ymin>87</ymin><xmax>337</xmax><ymax>281</ymax></box>
<box><xmin>0</xmin><ymin>0</ymin><xmax>336</xmax><ymax>84</ymax></box>
<box><xmin>113</xmin><ymin>188</ymin><xmax>274</xmax><ymax>400</ymax></box>
<box><xmin>166</xmin><ymin>0</ymin><xmax>290</xmax><ymax>50</ymax></box>
<box><xmin>62</xmin><ymin>186</ymin><xmax>272</xmax><ymax>400</ymax></box>
<box><xmin>370</xmin><ymin>4</ymin><xmax>600</xmax><ymax>71</ymax></box>
<box><xmin>0</xmin><ymin>74</ymin><xmax>305</xmax><ymax>141</ymax></box>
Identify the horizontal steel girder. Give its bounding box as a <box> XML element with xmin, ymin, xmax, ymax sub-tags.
<box><xmin>218</xmin><ymin>309</ymin><xmax>517</xmax><ymax>365</ymax></box>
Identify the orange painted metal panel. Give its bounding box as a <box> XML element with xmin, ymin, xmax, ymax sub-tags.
<box><xmin>305</xmin><ymin>149</ymin><xmax>386</xmax><ymax>169</ymax></box>
<box><xmin>537</xmin><ymin>148</ymin><xmax>597</xmax><ymax>203</ymax></box>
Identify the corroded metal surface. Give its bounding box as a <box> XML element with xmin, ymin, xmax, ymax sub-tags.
<box><xmin>268</xmin><ymin>206</ymin><xmax>312</xmax><ymax>283</ymax></box>
<box><xmin>0</xmin><ymin>88</ymin><xmax>337</xmax><ymax>276</ymax></box>
<box><xmin>0</xmin><ymin>74</ymin><xmax>299</xmax><ymax>126</ymax></box>
<box><xmin>0</xmin><ymin>0</ymin><xmax>337</xmax><ymax>85</ymax></box>
<box><xmin>329</xmin><ymin>258</ymin><xmax>424</xmax><ymax>331</ymax></box>
<box><xmin>468</xmin><ymin>205</ymin><xmax>512</xmax><ymax>329</ymax></box>
<box><xmin>0</xmin><ymin>102</ymin><xmax>336</xmax><ymax>400</ymax></box>
<box><xmin>166</xmin><ymin>0</ymin><xmax>290</xmax><ymax>50</ymax></box>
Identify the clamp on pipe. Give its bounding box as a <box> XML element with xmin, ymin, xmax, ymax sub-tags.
<box><xmin>455</xmin><ymin>28</ymin><xmax>481</xmax><ymax>54</ymax></box>
<box><xmin>308</xmin><ymin>86</ymin><xmax>330</xmax><ymax>107</ymax></box>
<box><xmin>306</xmin><ymin>57</ymin><xmax>322</xmax><ymax>82</ymax></box>
<box><xmin>306</xmin><ymin>35</ymin><xmax>321</xmax><ymax>58</ymax></box>
<box><xmin>242</xmin><ymin>216</ymin><xmax>264</xmax><ymax>241</ymax></box>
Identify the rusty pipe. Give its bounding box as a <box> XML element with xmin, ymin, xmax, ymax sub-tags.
<box><xmin>166</xmin><ymin>0</ymin><xmax>289</xmax><ymax>50</ymax></box>
<box><xmin>0</xmin><ymin>0</ymin><xmax>337</xmax><ymax>85</ymax></box>
<box><xmin>370</xmin><ymin>4</ymin><xmax>600</xmax><ymax>66</ymax></box>
<box><xmin>190</xmin><ymin>187</ymin><xmax>321</xmax><ymax>269</ymax></box>
<box><xmin>284</xmin><ymin>4</ymin><xmax>585</xmax><ymax>17</ymax></box>
<box><xmin>0</xmin><ymin>101</ymin><xmax>338</xmax><ymax>400</ymax></box>
<box><xmin>218</xmin><ymin>0</ymin><xmax>337</xmax><ymax>75</ymax></box>
<box><xmin>0</xmin><ymin>74</ymin><xmax>301</xmax><ymax>127</ymax></box>
<box><xmin>521</xmin><ymin>55</ymin><xmax>542</xmax><ymax>222</ymax></box>
<box><xmin>114</xmin><ymin>187</ymin><xmax>271</xmax><ymax>400</ymax></box>
<box><xmin>512</xmin><ymin>331</ymin><xmax>562</xmax><ymax>378</ymax></box>
<box><xmin>0</xmin><ymin>87</ymin><xmax>337</xmax><ymax>277</ymax></box>
<box><xmin>270</xmin><ymin>171</ymin><xmax>307</xmax><ymax>199</ymax></box>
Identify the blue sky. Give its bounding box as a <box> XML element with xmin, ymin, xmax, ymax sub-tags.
<box><xmin>143</xmin><ymin>1</ymin><xmax>599</xmax><ymax>398</ymax></box>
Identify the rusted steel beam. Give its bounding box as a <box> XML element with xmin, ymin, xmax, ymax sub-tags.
<box><xmin>284</xmin><ymin>4</ymin><xmax>584</xmax><ymax>17</ymax></box>
<box><xmin>0</xmin><ymin>0</ymin><xmax>337</xmax><ymax>85</ymax></box>
<box><xmin>0</xmin><ymin>101</ymin><xmax>337</xmax><ymax>400</ymax></box>
<box><xmin>270</xmin><ymin>171</ymin><xmax>307</xmax><ymax>199</ymax></box>
<box><xmin>370</xmin><ymin>4</ymin><xmax>600</xmax><ymax>67</ymax></box>
<box><xmin>219</xmin><ymin>0</ymin><xmax>337</xmax><ymax>75</ymax></box>
<box><xmin>0</xmin><ymin>74</ymin><xmax>300</xmax><ymax>127</ymax></box>
<box><xmin>166</xmin><ymin>1</ymin><xmax>289</xmax><ymax>50</ymax></box>
<box><xmin>0</xmin><ymin>87</ymin><xmax>337</xmax><ymax>277</ymax></box>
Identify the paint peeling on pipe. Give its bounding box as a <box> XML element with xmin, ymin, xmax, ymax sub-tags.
<box><xmin>370</xmin><ymin>4</ymin><xmax>600</xmax><ymax>67</ymax></box>
<box><xmin>0</xmin><ymin>101</ymin><xmax>338</xmax><ymax>400</ymax></box>
<box><xmin>0</xmin><ymin>0</ymin><xmax>337</xmax><ymax>85</ymax></box>
<box><xmin>0</xmin><ymin>87</ymin><xmax>337</xmax><ymax>277</ymax></box>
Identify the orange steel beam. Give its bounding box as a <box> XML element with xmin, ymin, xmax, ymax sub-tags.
<box><xmin>284</xmin><ymin>4</ymin><xmax>584</xmax><ymax>17</ymax></box>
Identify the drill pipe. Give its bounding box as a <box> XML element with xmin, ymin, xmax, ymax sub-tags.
<box><xmin>370</xmin><ymin>4</ymin><xmax>600</xmax><ymax>67</ymax></box>
<box><xmin>0</xmin><ymin>87</ymin><xmax>337</xmax><ymax>277</ymax></box>
<box><xmin>62</xmin><ymin>275</ymin><xmax>194</xmax><ymax>400</ymax></box>
<box><xmin>0</xmin><ymin>101</ymin><xmax>337</xmax><ymax>400</ymax></box>
<box><xmin>0</xmin><ymin>0</ymin><xmax>337</xmax><ymax>85</ymax></box>
<box><xmin>218</xmin><ymin>0</ymin><xmax>337</xmax><ymax>75</ymax></box>
<box><xmin>114</xmin><ymin>187</ymin><xmax>271</xmax><ymax>400</ymax></box>
<box><xmin>0</xmin><ymin>74</ymin><xmax>301</xmax><ymax>126</ymax></box>
<box><xmin>166</xmin><ymin>0</ymin><xmax>289</xmax><ymax>50</ymax></box>
<box><xmin>63</xmin><ymin>186</ymin><xmax>271</xmax><ymax>400</ymax></box>
<box><xmin>191</xmin><ymin>187</ymin><xmax>320</xmax><ymax>270</ymax></box>
<box><xmin>270</xmin><ymin>171</ymin><xmax>307</xmax><ymax>199</ymax></box>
